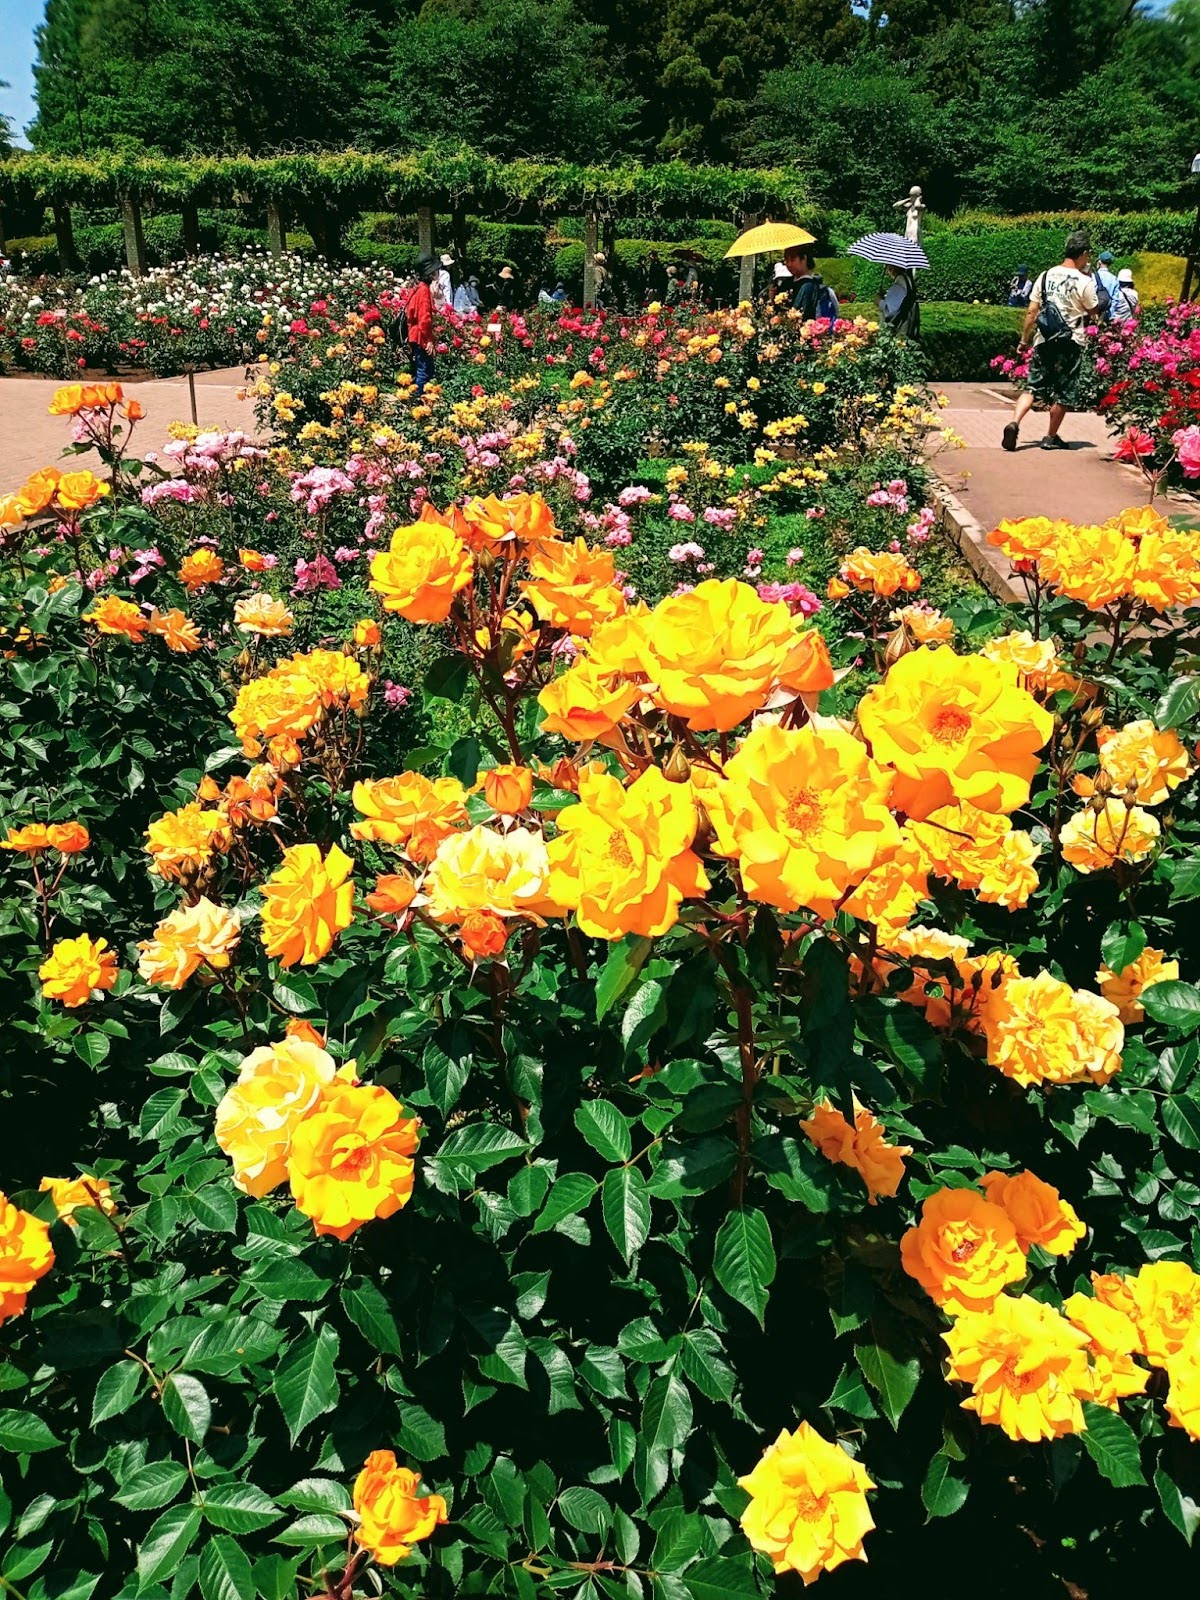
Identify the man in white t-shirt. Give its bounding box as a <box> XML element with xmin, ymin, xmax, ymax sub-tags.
<box><xmin>1002</xmin><ymin>231</ymin><xmax>1098</xmax><ymax>453</ymax></box>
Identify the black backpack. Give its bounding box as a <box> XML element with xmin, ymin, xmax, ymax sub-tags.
<box><xmin>1092</xmin><ymin>271</ymin><xmax>1112</xmax><ymax>321</ymax></box>
<box><xmin>792</xmin><ymin>273</ymin><xmax>838</xmax><ymax>323</ymax></box>
<box><xmin>1034</xmin><ymin>272</ymin><xmax>1074</xmax><ymax>344</ymax></box>
<box><xmin>387</xmin><ymin>301</ymin><xmax>410</xmax><ymax>348</ymax></box>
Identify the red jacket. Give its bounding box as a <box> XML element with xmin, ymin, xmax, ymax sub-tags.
<box><xmin>405</xmin><ymin>280</ymin><xmax>434</xmax><ymax>346</ymax></box>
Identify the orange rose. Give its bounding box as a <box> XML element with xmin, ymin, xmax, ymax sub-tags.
<box><xmin>459</xmin><ymin>909</ymin><xmax>509</xmax><ymax>962</ymax></box>
<box><xmin>366</xmin><ymin>873</ymin><xmax>417</xmax><ymax>916</ymax></box>
<box><xmin>47</xmin><ymin>822</ymin><xmax>90</xmax><ymax>854</ymax></box>
<box><xmin>353</xmin><ymin>1450</ymin><xmax>448</xmax><ymax>1566</ymax></box>
<box><xmin>147</xmin><ymin>608</ymin><xmax>202</xmax><ymax>653</ymax></box>
<box><xmin>900</xmin><ymin>1186</ymin><xmax>1026</xmax><ymax>1315</ymax></box>
<box><xmin>55</xmin><ymin>471</ymin><xmax>110</xmax><ymax>512</ymax></box>
<box><xmin>39</xmin><ymin>934</ymin><xmax>118</xmax><ymax>1008</ymax></box>
<box><xmin>354</xmin><ymin>618</ymin><xmax>381</xmax><ymax>647</ymax></box>
<box><xmin>261</xmin><ymin>843</ymin><xmax>354</xmax><ymax>967</ymax></box>
<box><xmin>0</xmin><ymin>1191</ymin><xmax>54</xmax><ymax>1326</ymax></box>
<box><xmin>83</xmin><ymin>596</ymin><xmax>149</xmax><ymax>641</ymax></box>
<box><xmin>369</xmin><ymin>518</ymin><xmax>473</xmax><ymax>622</ymax></box>
<box><xmin>979</xmin><ymin>1170</ymin><xmax>1085</xmax><ymax>1256</ymax></box>
<box><xmin>483</xmin><ymin>764</ymin><xmax>534</xmax><ymax>815</ymax></box>
<box><xmin>2</xmin><ymin>824</ymin><xmax>53</xmax><ymax>854</ymax></box>
<box><xmin>16</xmin><ymin>468</ymin><xmax>62</xmax><ymax>518</ymax></box>
<box><xmin>287</xmin><ymin>1082</ymin><xmax>420</xmax><ymax>1240</ymax></box>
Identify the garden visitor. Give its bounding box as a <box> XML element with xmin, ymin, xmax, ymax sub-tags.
<box><xmin>487</xmin><ymin>265</ymin><xmax>516</xmax><ymax>311</ymax></box>
<box><xmin>453</xmin><ymin>275</ymin><xmax>481</xmax><ymax>317</ymax></box>
<box><xmin>765</xmin><ymin>261</ymin><xmax>793</xmax><ymax>308</ymax></box>
<box><xmin>405</xmin><ymin>260</ymin><xmax>437</xmax><ymax>394</ymax></box>
<box><xmin>1007</xmin><ymin>264</ymin><xmax>1033</xmax><ymax>306</ymax></box>
<box><xmin>1002</xmin><ymin>230</ymin><xmax>1098</xmax><ymax>453</ymax></box>
<box><xmin>1094</xmin><ymin>249</ymin><xmax>1118</xmax><ymax>318</ymax></box>
<box><xmin>783</xmin><ymin>246</ymin><xmax>839</xmax><ymax>322</ymax></box>
<box><xmin>538</xmin><ymin>279</ymin><xmax>557</xmax><ymax>305</ymax></box>
<box><xmin>593</xmin><ymin>251</ymin><xmax>611</xmax><ymax>308</ymax></box>
<box><xmin>879</xmin><ymin>263</ymin><xmax>920</xmax><ymax>337</ymax></box>
<box><xmin>1111</xmin><ymin>266</ymin><xmax>1140</xmax><ymax>321</ymax></box>
<box><xmin>434</xmin><ymin>253</ymin><xmax>455</xmax><ymax>310</ymax></box>
<box><xmin>551</xmin><ymin>280</ymin><xmax>567</xmax><ymax>302</ymax></box>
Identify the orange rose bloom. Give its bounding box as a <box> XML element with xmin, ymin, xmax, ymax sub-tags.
<box><xmin>39</xmin><ymin>1174</ymin><xmax>116</xmax><ymax>1225</ymax></box>
<box><xmin>2</xmin><ymin>824</ymin><xmax>53</xmax><ymax>854</ymax></box>
<box><xmin>287</xmin><ymin>1082</ymin><xmax>420</xmax><ymax>1240</ymax></box>
<box><xmin>147</xmin><ymin>608</ymin><xmax>202</xmax><ymax>653</ymax></box>
<box><xmin>738</xmin><ymin>1422</ymin><xmax>874</xmax><ymax>1583</ymax></box>
<box><xmin>351</xmin><ymin>774</ymin><xmax>468</xmax><ymax>859</ymax></box>
<box><xmin>1095</xmin><ymin>946</ymin><xmax>1178</xmax><ymax>1023</ymax></box>
<box><xmin>1132</xmin><ymin>524</ymin><xmax>1200</xmax><ymax>612</ymax></box>
<box><xmin>1077</xmin><ymin>719</ymin><xmax>1193</xmax><ymax>807</ymax></box>
<box><xmin>353</xmin><ymin>1450</ymin><xmax>448</xmax><ymax>1566</ymax></box>
<box><xmin>285</xmin><ymin>1018</ymin><xmax>327</xmax><ymax>1048</ymax></box>
<box><xmin>215</xmin><ymin>1037</ymin><xmax>340</xmax><ymax>1196</ymax></box>
<box><xmin>700</xmin><ymin>722</ymin><xmax>900</xmax><ymax>919</ymax></box>
<box><xmin>979</xmin><ymin>1170</ymin><xmax>1085</xmax><ymax>1256</ymax></box>
<box><xmin>908</xmin><ymin>802</ymin><xmax>1040</xmax><ymax>911</ymax></box>
<box><xmin>137</xmin><ymin>897</ymin><xmax>241</xmax><ymax>989</ymax></box>
<box><xmin>900</xmin><ymin>1186</ymin><xmax>1026</xmax><ymax>1315</ymax></box>
<box><xmin>459</xmin><ymin>909</ymin><xmax>509</xmax><ymax>962</ymax></box>
<box><xmin>890</xmin><ymin>603</ymin><xmax>953</xmax><ymax>644</ymax></box>
<box><xmin>124</xmin><ymin>399</ymin><xmax>145</xmax><ymax>422</ymax></box>
<box><xmin>943</xmin><ymin>1295</ymin><xmax>1090</xmax><ymax>1441</ymax></box>
<box><xmin>547</xmin><ymin>767</ymin><xmax>708</xmax><ymax>939</ymax></box>
<box><xmin>483</xmin><ymin>764</ymin><xmax>534</xmax><ymax>815</ymax></box>
<box><xmin>1165</xmin><ymin>1332</ymin><xmax>1200</xmax><ymax>1440</ymax></box>
<box><xmin>235</xmin><ymin>594</ymin><xmax>294</xmax><ymax>637</ymax></box>
<box><xmin>858</xmin><ymin>646</ymin><xmax>1053</xmax><ymax>820</ymax></box>
<box><xmin>354</xmin><ymin>618</ymin><xmax>381</xmax><ymax>647</ymax></box>
<box><xmin>0</xmin><ymin>1191</ymin><xmax>54</xmax><ymax>1325</ymax></box>
<box><xmin>987</xmin><ymin>515</ymin><xmax>1060</xmax><ymax>568</ymax></box>
<box><xmin>83</xmin><ymin>596</ymin><xmax>149</xmax><ymax>641</ymax></box>
<box><xmin>240</xmin><ymin>548</ymin><xmax>270</xmax><ymax>571</ymax></box>
<box><xmin>537</xmin><ymin>658</ymin><xmax>641</xmax><ymax>742</ymax></box>
<box><xmin>0</xmin><ymin>494</ymin><xmax>26</xmax><ymax>529</ymax></box>
<box><xmin>49</xmin><ymin>384</ymin><xmax>86</xmax><ymax>416</ymax></box>
<box><xmin>366</xmin><ymin>873</ymin><xmax>417</xmax><ymax>916</ymax></box>
<box><xmin>55</xmin><ymin>471</ymin><xmax>110</xmax><ymax>512</ymax></box>
<box><xmin>980</xmin><ymin>971</ymin><xmax>1123</xmax><ymax>1088</ymax></box>
<box><xmin>461</xmin><ymin>490</ymin><xmax>560</xmax><ymax>551</ymax></box>
<box><xmin>178</xmin><ymin>549</ymin><xmax>226</xmax><ymax>590</ymax></box>
<box><xmin>800</xmin><ymin>1098</ymin><xmax>910</xmax><ymax>1202</ymax></box>
<box><xmin>1037</xmin><ymin>522</ymin><xmax>1136</xmax><ymax>609</ymax></box>
<box><xmin>838</xmin><ymin>547</ymin><xmax>921</xmax><ymax>597</ymax></box>
<box><xmin>145</xmin><ymin>802</ymin><xmax>230</xmax><ymax>881</ymax></box>
<box><xmin>369</xmin><ymin>518</ymin><xmax>474</xmax><ymax>622</ymax></box>
<box><xmin>16</xmin><ymin>467</ymin><xmax>62</xmax><ymax>518</ymax></box>
<box><xmin>261</xmin><ymin>842</ymin><xmax>354</xmax><ymax>967</ymax></box>
<box><xmin>522</xmin><ymin>537</ymin><xmax>627</xmax><ymax>636</ymax></box>
<box><xmin>39</xmin><ymin>933</ymin><xmax>118</xmax><ymax>1007</ymax></box>
<box><xmin>1062</xmin><ymin>1293</ymin><xmax>1149</xmax><ymax>1410</ymax></box>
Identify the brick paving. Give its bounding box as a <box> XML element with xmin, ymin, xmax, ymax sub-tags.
<box><xmin>0</xmin><ymin>368</ymin><xmax>261</xmax><ymax>492</ymax></box>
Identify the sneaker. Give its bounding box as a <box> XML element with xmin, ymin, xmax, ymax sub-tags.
<box><xmin>1041</xmin><ymin>435</ymin><xmax>1069</xmax><ymax>450</ymax></box>
<box><xmin>1001</xmin><ymin>422</ymin><xmax>1019</xmax><ymax>452</ymax></box>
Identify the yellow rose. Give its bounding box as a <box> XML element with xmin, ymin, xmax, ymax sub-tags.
<box><xmin>287</xmin><ymin>1082</ymin><xmax>420</xmax><ymax>1240</ymax></box>
<box><xmin>215</xmin><ymin>1037</ymin><xmax>339</xmax><ymax>1196</ymax></box>
<box><xmin>738</xmin><ymin>1422</ymin><xmax>874</xmax><ymax>1582</ymax></box>
<box><xmin>369</xmin><ymin>518</ymin><xmax>473</xmax><ymax>622</ymax></box>
<box><xmin>260</xmin><ymin>843</ymin><xmax>354</xmax><ymax>967</ymax></box>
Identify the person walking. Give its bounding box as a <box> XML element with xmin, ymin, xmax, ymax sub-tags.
<box><xmin>1002</xmin><ymin>230</ymin><xmax>1098</xmax><ymax>453</ymax></box>
<box><xmin>1111</xmin><ymin>267</ymin><xmax>1140</xmax><ymax>321</ymax></box>
<box><xmin>1007</xmin><ymin>264</ymin><xmax>1033</xmax><ymax>306</ymax></box>
<box><xmin>1095</xmin><ymin>250</ymin><xmax>1118</xmax><ymax>318</ymax></box>
<box><xmin>405</xmin><ymin>260</ymin><xmax>438</xmax><ymax>395</ymax></box>
<box><xmin>878</xmin><ymin>263</ymin><xmax>920</xmax><ymax>336</ymax></box>
<box><xmin>783</xmin><ymin>245</ymin><xmax>839</xmax><ymax>322</ymax></box>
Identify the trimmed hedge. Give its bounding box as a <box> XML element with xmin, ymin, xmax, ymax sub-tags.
<box><xmin>5</xmin><ymin>211</ymin><xmax>315</xmax><ymax>275</ymax></box>
<box><xmin>920</xmin><ymin>302</ymin><xmax>1023</xmax><ymax>381</ymax></box>
<box><xmin>944</xmin><ymin>208</ymin><xmax>1194</xmax><ymax>255</ymax></box>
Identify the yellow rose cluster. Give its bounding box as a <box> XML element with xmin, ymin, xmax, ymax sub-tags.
<box><xmin>989</xmin><ymin>504</ymin><xmax>1200</xmax><ymax>613</ymax></box>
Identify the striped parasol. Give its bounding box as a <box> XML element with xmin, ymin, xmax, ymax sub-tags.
<box><xmin>847</xmin><ymin>233</ymin><xmax>930</xmax><ymax>270</ymax></box>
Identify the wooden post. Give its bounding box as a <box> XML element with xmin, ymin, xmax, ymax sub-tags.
<box><xmin>120</xmin><ymin>193</ymin><xmax>148</xmax><ymax>276</ymax></box>
<box><xmin>181</xmin><ymin>202</ymin><xmax>200</xmax><ymax>257</ymax></box>
<box><xmin>53</xmin><ymin>202</ymin><xmax>79</xmax><ymax>271</ymax></box>
<box><xmin>582</xmin><ymin>206</ymin><xmax>599</xmax><ymax>307</ymax></box>
<box><xmin>738</xmin><ymin>212</ymin><xmax>759</xmax><ymax>307</ymax></box>
<box><xmin>417</xmin><ymin>204</ymin><xmax>434</xmax><ymax>262</ymax></box>
<box><xmin>266</xmin><ymin>200</ymin><xmax>286</xmax><ymax>257</ymax></box>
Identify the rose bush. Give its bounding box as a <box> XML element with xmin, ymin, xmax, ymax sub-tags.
<box><xmin>0</xmin><ymin>351</ymin><xmax>1198</xmax><ymax>1600</ymax></box>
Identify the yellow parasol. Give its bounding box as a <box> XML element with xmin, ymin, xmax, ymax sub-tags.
<box><xmin>724</xmin><ymin>221</ymin><xmax>817</xmax><ymax>258</ymax></box>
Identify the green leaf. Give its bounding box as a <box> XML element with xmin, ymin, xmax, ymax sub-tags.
<box><xmin>161</xmin><ymin>1373</ymin><xmax>210</xmax><ymax>1444</ymax></box>
<box><xmin>713</xmin><ymin>1207</ymin><xmax>775</xmax><ymax>1327</ymax></box>
<box><xmin>595</xmin><ymin>936</ymin><xmax>653</xmax><ymax>1020</ymax></box>
<box><xmin>273</xmin><ymin>1513</ymin><xmax>348</xmax><ymax>1546</ymax></box>
<box><xmin>575</xmin><ymin>1101</ymin><xmax>633</xmax><ymax>1164</ymax></box>
<box><xmin>247</xmin><ymin>1258</ymin><xmax>335</xmax><ymax>1303</ymax></box>
<box><xmin>91</xmin><ymin>1360</ymin><xmax>142</xmax><ymax>1426</ymax></box>
<box><xmin>198</xmin><ymin>1535</ymin><xmax>254</xmax><ymax>1600</ymax></box>
<box><xmin>856</xmin><ymin>1340</ymin><xmax>920</xmax><ymax>1429</ymax></box>
<box><xmin>189</xmin><ymin>1185</ymin><xmax>237</xmax><ymax>1233</ymax></box>
<box><xmin>342</xmin><ymin>1275</ymin><xmax>403</xmax><ymax>1356</ymax></box>
<box><xmin>557</xmin><ymin>1486</ymin><xmax>611</xmax><ymax>1535</ymax></box>
<box><xmin>1156</xmin><ymin>1464</ymin><xmax>1200</xmax><ymax>1545</ymax></box>
<box><xmin>253</xmin><ymin>1556</ymin><xmax>301</xmax><ymax>1600</ymax></box>
<box><xmin>424</xmin><ymin>654</ymin><xmax>470</xmax><ymax>701</ymax></box>
<box><xmin>114</xmin><ymin>1462</ymin><xmax>189</xmax><ymax>1512</ymax></box>
<box><xmin>1156</xmin><ymin>675</ymin><xmax>1200</xmax><ymax>730</ymax></box>
<box><xmin>435</xmin><ymin>1122</ymin><xmax>527</xmax><ymax>1178</ymax></box>
<box><xmin>396</xmin><ymin>1400</ymin><xmax>448</xmax><ymax>1460</ymax></box>
<box><xmin>137</xmin><ymin>1505</ymin><xmax>202</xmax><ymax>1588</ymax></box>
<box><xmin>1168</xmin><ymin>855</ymin><xmax>1200</xmax><ymax>904</ymax></box>
<box><xmin>200</xmin><ymin>1483</ymin><xmax>281</xmax><ymax>1535</ymax></box>
<box><xmin>1100</xmin><ymin>920</ymin><xmax>1146</xmax><ymax>976</ymax></box>
<box><xmin>271</xmin><ymin>973</ymin><xmax>317</xmax><ymax>1015</ymax></box>
<box><xmin>653</xmin><ymin>1510</ymin><xmax>704</xmax><ymax>1574</ymax></box>
<box><xmin>532</xmin><ymin>1172</ymin><xmax>597</xmax><ymax>1234</ymax></box>
<box><xmin>0</xmin><ymin>1410</ymin><xmax>59</xmax><ymax>1453</ymax></box>
<box><xmin>679</xmin><ymin>1329</ymin><xmax>735</xmax><ymax>1402</ymax></box>
<box><xmin>1142</xmin><ymin>981</ymin><xmax>1200</xmax><ymax>1034</ymax></box>
<box><xmin>1163</xmin><ymin>1093</ymin><xmax>1200</xmax><ymax>1149</ymax></box>
<box><xmin>73</xmin><ymin>1030</ymin><xmax>110</xmax><ymax>1067</ymax></box>
<box><xmin>445</xmin><ymin>735</ymin><xmax>482</xmax><ymax>786</ymax></box>
<box><xmin>273</xmin><ymin>1327</ymin><xmax>340</xmax><ymax>1444</ymax></box>
<box><xmin>683</xmin><ymin>1557</ymin><xmax>757</xmax><ymax>1600</ymax></box>
<box><xmin>642</xmin><ymin>1374</ymin><xmax>692</xmax><ymax>1453</ymax></box>
<box><xmin>1081</xmin><ymin>1401</ymin><xmax>1146</xmax><ymax>1487</ymax></box>
<box><xmin>922</xmin><ymin>1452</ymin><xmax>969</xmax><ymax>1519</ymax></box>
<box><xmin>601</xmin><ymin>1166</ymin><xmax>651</xmax><ymax>1260</ymax></box>
<box><xmin>422</xmin><ymin>1038</ymin><xmax>471</xmax><ymax>1118</ymax></box>
<box><xmin>139</xmin><ymin>1087</ymin><xmax>185</xmax><ymax>1140</ymax></box>
<box><xmin>276</xmin><ymin>1479</ymin><xmax>352</xmax><ymax>1516</ymax></box>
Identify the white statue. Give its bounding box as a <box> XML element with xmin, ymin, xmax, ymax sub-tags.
<box><xmin>893</xmin><ymin>185</ymin><xmax>927</xmax><ymax>243</ymax></box>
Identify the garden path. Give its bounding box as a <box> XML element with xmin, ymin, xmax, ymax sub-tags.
<box><xmin>930</xmin><ymin>379</ymin><xmax>1196</xmax><ymax>529</ymax></box>
<box><xmin>0</xmin><ymin>368</ymin><xmax>261</xmax><ymax>492</ymax></box>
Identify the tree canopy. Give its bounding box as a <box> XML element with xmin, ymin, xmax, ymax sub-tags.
<box><xmin>23</xmin><ymin>0</ymin><xmax>1200</xmax><ymax>214</ymax></box>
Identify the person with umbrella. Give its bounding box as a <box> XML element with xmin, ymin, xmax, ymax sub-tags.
<box><xmin>848</xmin><ymin>233</ymin><xmax>928</xmax><ymax>338</ymax></box>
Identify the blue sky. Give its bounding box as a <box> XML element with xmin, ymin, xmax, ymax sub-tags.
<box><xmin>1</xmin><ymin>0</ymin><xmax>42</xmax><ymax>146</ymax></box>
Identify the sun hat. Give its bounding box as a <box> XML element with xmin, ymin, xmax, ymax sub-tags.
<box><xmin>773</xmin><ymin>262</ymin><xmax>791</xmax><ymax>279</ymax></box>
<box><xmin>439</xmin><ymin>253</ymin><xmax>455</xmax><ymax>267</ymax></box>
<box><xmin>1117</xmin><ymin>267</ymin><xmax>1134</xmax><ymax>285</ymax></box>
<box><xmin>498</xmin><ymin>265</ymin><xmax>515</xmax><ymax>280</ymax></box>
<box><xmin>594</xmin><ymin>252</ymin><xmax>607</xmax><ymax>264</ymax></box>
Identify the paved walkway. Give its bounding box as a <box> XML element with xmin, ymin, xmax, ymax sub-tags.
<box><xmin>931</xmin><ymin>379</ymin><xmax>1195</xmax><ymax>527</ymax></box>
<box><xmin>0</xmin><ymin>368</ymin><xmax>260</xmax><ymax>491</ymax></box>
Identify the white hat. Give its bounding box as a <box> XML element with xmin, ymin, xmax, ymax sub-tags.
<box><xmin>1117</xmin><ymin>267</ymin><xmax>1134</xmax><ymax>285</ymax></box>
<box><xmin>773</xmin><ymin>261</ymin><xmax>791</xmax><ymax>279</ymax></box>
<box><xmin>594</xmin><ymin>252</ymin><xmax>607</xmax><ymax>263</ymax></box>
<box><xmin>439</xmin><ymin>253</ymin><xmax>455</xmax><ymax>267</ymax></box>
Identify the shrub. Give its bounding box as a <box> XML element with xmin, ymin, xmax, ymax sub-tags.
<box><xmin>919</xmin><ymin>302</ymin><xmax>1024</xmax><ymax>382</ymax></box>
<box><xmin>947</xmin><ymin>209</ymin><xmax>1195</xmax><ymax>256</ymax></box>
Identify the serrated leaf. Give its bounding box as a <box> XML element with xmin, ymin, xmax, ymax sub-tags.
<box><xmin>683</xmin><ymin>1556</ymin><xmax>757</xmax><ymax>1600</ymax></box>
<box><xmin>137</xmin><ymin>1505</ymin><xmax>201</xmax><ymax>1587</ymax></box>
<box><xmin>91</xmin><ymin>1361</ymin><xmax>142</xmax><ymax>1426</ymax></box>
<box><xmin>1081</xmin><ymin>1401</ymin><xmax>1145</xmax><ymax>1487</ymax></box>
<box><xmin>575</xmin><ymin>1101</ymin><xmax>632</xmax><ymax>1164</ymax></box>
<box><xmin>557</xmin><ymin>1486</ymin><xmax>611</xmax><ymax>1534</ymax></box>
<box><xmin>435</xmin><ymin>1122</ymin><xmax>527</xmax><ymax>1177</ymax></box>
<box><xmin>712</xmin><ymin>1207</ymin><xmax>775</xmax><ymax>1326</ymax></box>
<box><xmin>679</xmin><ymin>1329</ymin><xmax>734</xmax><ymax>1402</ymax></box>
<box><xmin>273</xmin><ymin>1512</ymin><xmax>349</xmax><ymax>1546</ymax></box>
<box><xmin>198</xmin><ymin>1536</ymin><xmax>254</xmax><ymax>1600</ymax></box>
<box><xmin>922</xmin><ymin>1452</ymin><xmax>969</xmax><ymax>1519</ymax></box>
<box><xmin>601</xmin><ymin>1166</ymin><xmax>650</xmax><ymax>1260</ymax></box>
<box><xmin>856</xmin><ymin>1339</ymin><xmax>920</xmax><ymax>1429</ymax></box>
<box><xmin>595</xmin><ymin>936</ymin><xmax>653</xmax><ymax>1020</ymax></box>
<box><xmin>276</xmin><ymin>1479</ymin><xmax>352</xmax><ymax>1516</ymax></box>
<box><xmin>1100</xmin><ymin>920</ymin><xmax>1146</xmax><ymax>976</ymax></box>
<box><xmin>273</xmin><ymin>1327</ymin><xmax>340</xmax><ymax>1444</ymax></box>
<box><xmin>341</xmin><ymin>1275</ymin><xmax>402</xmax><ymax>1356</ymax></box>
<box><xmin>1156</xmin><ymin>1464</ymin><xmax>1200</xmax><ymax>1544</ymax></box>
<box><xmin>532</xmin><ymin>1172</ymin><xmax>597</xmax><ymax>1234</ymax></box>
<box><xmin>200</xmin><ymin>1483</ymin><xmax>281</xmax><ymax>1534</ymax></box>
<box><xmin>1142</xmin><ymin>981</ymin><xmax>1200</xmax><ymax>1034</ymax></box>
<box><xmin>1163</xmin><ymin>1093</ymin><xmax>1200</xmax><ymax>1149</ymax></box>
<box><xmin>642</xmin><ymin>1374</ymin><xmax>692</xmax><ymax>1454</ymax></box>
<box><xmin>0</xmin><ymin>1410</ymin><xmax>59</xmax><ymax>1453</ymax></box>
<box><xmin>161</xmin><ymin>1373</ymin><xmax>210</xmax><ymax>1444</ymax></box>
<box><xmin>1156</xmin><ymin>675</ymin><xmax>1200</xmax><ymax>730</ymax></box>
<box><xmin>114</xmin><ymin>1461</ymin><xmax>189</xmax><ymax>1512</ymax></box>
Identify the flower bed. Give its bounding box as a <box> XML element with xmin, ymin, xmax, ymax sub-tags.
<box><xmin>0</xmin><ymin>346</ymin><xmax>1197</xmax><ymax>1597</ymax></box>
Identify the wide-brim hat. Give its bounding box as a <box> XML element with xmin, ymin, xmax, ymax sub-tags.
<box><xmin>498</xmin><ymin>266</ymin><xmax>515</xmax><ymax>280</ymax></box>
<box><xmin>1117</xmin><ymin>267</ymin><xmax>1134</xmax><ymax>284</ymax></box>
<box><xmin>439</xmin><ymin>253</ymin><xmax>455</xmax><ymax>267</ymax></box>
<box><xmin>772</xmin><ymin>262</ymin><xmax>791</xmax><ymax>279</ymax></box>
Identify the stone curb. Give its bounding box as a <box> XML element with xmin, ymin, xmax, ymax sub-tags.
<box><xmin>931</xmin><ymin>479</ymin><xmax>1024</xmax><ymax>604</ymax></box>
